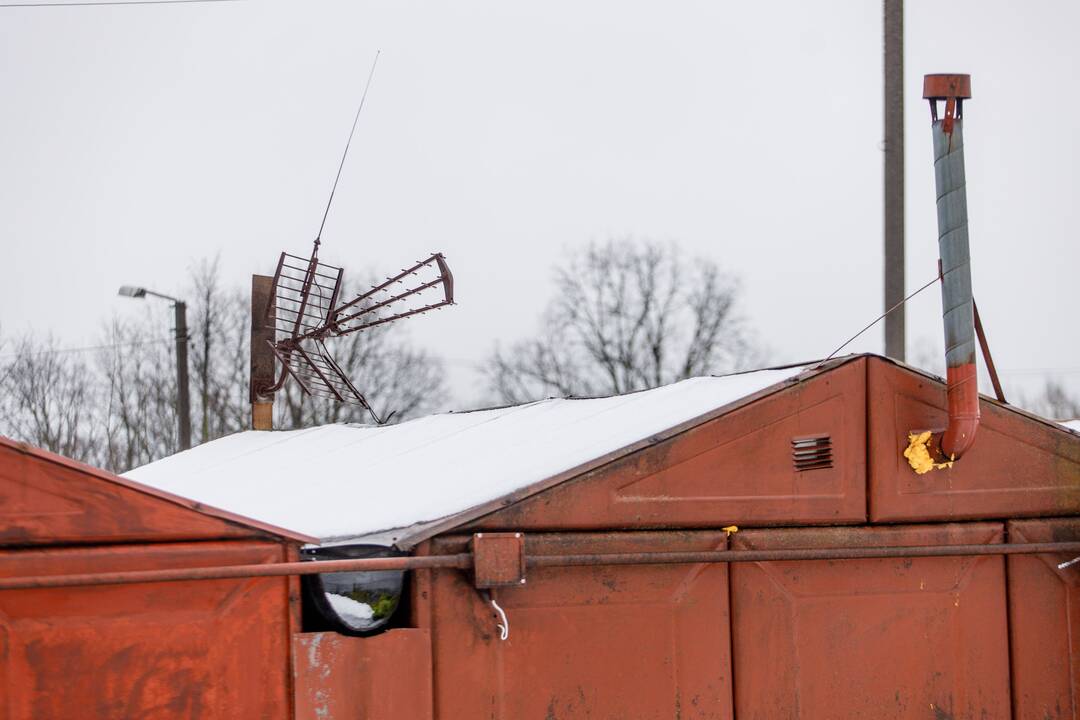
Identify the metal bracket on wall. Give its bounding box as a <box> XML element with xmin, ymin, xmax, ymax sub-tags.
<box><xmin>471</xmin><ymin>532</ymin><xmax>527</xmax><ymax>589</ymax></box>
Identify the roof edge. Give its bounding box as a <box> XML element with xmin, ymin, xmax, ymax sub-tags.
<box><xmin>0</xmin><ymin>436</ymin><xmax>317</xmax><ymax>545</ymax></box>
<box><xmin>393</xmin><ymin>355</ymin><xmax>861</xmax><ymax>550</ymax></box>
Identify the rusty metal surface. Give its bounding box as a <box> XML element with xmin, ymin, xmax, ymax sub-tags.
<box><xmin>8</xmin><ymin>537</ymin><xmax>1080</xmax><ymax>592</ymax></box>
<box><xmin>935</xmin><ymin>363</ymin><xmax>979</xmax><ymax>460</ymax></box>
<box><xmin>330</xmin><ymin>253</ymin><xmax>454</xmax><ymax>334</ymax></box>
<box><xmin>924</xmin><ymin>77</ymin><xmax>979</xmax><ymax>461</ymax></box>
<box><xmin>266</xmin><ymin>246</ymin><xmax>344</xmax><ymax>343</ymax></box>
<box><xmin>250</xmin><ymin>274</ymin><xmax>277</xmax><ymax>424</ymax></box>
<box><xmin>731</xmin><ymin>523</ymin><xmax>1011</xmax><ymax>718</ymax></box>
<box><xmin>397</xmin><ymin>358</ymin><xmax>859</xmax><ymax>550</ymax></box>
<box><xmin>973</xmin><ymin>299</ymin><xmax>1006</xmax><ymax>403</ymax></box>
<box><xmin>1007</xmin><ymin>518</ymin><xmax>1080</xmax><ymax>720</ymax></box>
<box><xmin>426</xmin><ymin>531</ymin><xmax>734</xmax><ymax>719</ymax></box>
<box><xmin>293</xmin><ymin>630</ymin><xmax>432</xmax><ymax>720</ymax></box>
<box><xmin>522</xmin><ymin>540</ymin><xmax>1080</xmax><ymax>567</ymax></box>
<box><xmin>263</xmin><ymin>243</ymin><xmax>371</xmax><ymax>416</ymax></box>
<box><xmin>0</xmin><ymin>552</ymin><xmax>472</xmax><ymax>591</ymax></box>
<box><xmin>0</xmin><ymin>436</ymin><xmax>314</xmax><ymax>546</ymax></box>
<box><xmin>867</xmin><ymin>358</ymin><xmax>1080</xmax><ymax>521</ymax></box>
<box><xmin>285</xmin><ymin>543</ymin><xmax>303</xmax><ymax>715</ymax></box>
<box><xmin>472</xmin><ymin>357</ymin><xmax>867</xmax><ymax>533</ymax></box>
<box><xmin>267</xmin><ymin>336</ymin><xmax>378</xmax><ymax>412</ymax></box>
<box><xmin>263</xmin><ymin>241</ymin><xmax>453</xmax><ymax>421</ymax></box>
<box><xmin>923</xmin><ymin>73</ymin><xmax>972</xmax><ymax>100</ymax></box>
<box><xmin>471</xmin><ymin>532</ymin><xmax>526</xmax><ymax>588</ymax></box>
<box><xmin>0</xmin><ymin>540</ymin><xmax>294</xmax><ymax>719</ymax></box>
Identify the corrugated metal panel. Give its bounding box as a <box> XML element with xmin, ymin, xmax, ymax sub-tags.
<box><xmin>730</xmin><ymin>523</ymin><xmax>1010</xmax><ymax>718</ymax></box>
<box><xmin>421</xmin><ymin>531</ymin><xmax>733</xmax><ymax>719</ymax></box>
<box><xmin>1007</xmin><ymin>518</ymin><xmax>1080</xmax><ymax>720</ymax></box>
<box><xmin>0</xmin><ymin>541</ymin><xmax>295</xmax><ymax>719</ymax></box>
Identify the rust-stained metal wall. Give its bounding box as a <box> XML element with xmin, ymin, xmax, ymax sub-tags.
<box><xmin>5</xmin><ymin>354</ymin><xmax>1080</xmax><ymax>720</ymax></box>
<box><xmin>731</xmin><ymin>523</ymin><xmax>1011</xmax><ymax>718</ymax></box>
<box><xmin>293</xmin><ymin>630</ymin><xmax>433</xmax><ymax>720</ymax></box>
<box><xmin>1007</xmin><ymin>518</ymin><xmax>1080</xmax><ymax>719</ymax></box>
<box><xmin>0</xmin><ymin>438</ymin><xmax>306</xmax><ymax>720</ymax></box>
<box><xmin>416</xmin><ymin>531</ymin><xmax>734</xmax><ymax>719</ymax></box>
<box><xmin>868</xmin><ymin>360</ymin><xmax>1080</xmax><ymax>521</ymax></box>
<box><xmin>475</xmin><ymin>357</ymin><xmax>868</xmax><ymax>531</ymax></box>
<box><xmin>0</xmin><ymin>542</ymin><xmax>298</xmax><ymax>719</ymax></box>
<box><xmin>411</xmin><ymin>356</ymin><xmax>1079</xmax><ymax>719</ymax></box>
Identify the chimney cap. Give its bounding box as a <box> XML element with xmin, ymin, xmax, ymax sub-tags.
<box><xmin>923</xmin><ymin>74</ymin><xmax>972</xmax><ymax>100</ymax></box>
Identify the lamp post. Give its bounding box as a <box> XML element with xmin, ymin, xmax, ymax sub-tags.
<box><xmin>118</xmin><ymin>285</ymin><xmax>192</xmax><ymax>451</ymax></box>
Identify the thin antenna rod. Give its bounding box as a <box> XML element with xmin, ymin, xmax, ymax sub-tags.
<box><xmin>315</xmin><ymin>50</ymin><xmax>380</xmax><ymax>244</ymax></box>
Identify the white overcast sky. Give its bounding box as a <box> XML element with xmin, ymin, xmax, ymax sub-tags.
<box><xmin>1</xmin><ymin>0</ymin><xmax>1077</xmax><ymax>409</ymax></box>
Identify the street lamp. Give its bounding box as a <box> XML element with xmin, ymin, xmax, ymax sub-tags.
<box><xmin>118</xmin><ymin>285</ymin><xmax>192</xmax><ymax>451</ymax></box>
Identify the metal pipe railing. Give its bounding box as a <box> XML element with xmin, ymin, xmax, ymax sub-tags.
<box><xmin>0</xmin><ymin>554</ymin><xmax>473</xmax><ymax>591</ymax></box>
<box><xmin>3</xmin><ymin>542</ymin><xmax>1079</xmax><ymax>592</ymax></box>
<box><xmin>525</xmin><ymin>541</ymin><xmax>1080</xmax><ymax>567</ymax></box>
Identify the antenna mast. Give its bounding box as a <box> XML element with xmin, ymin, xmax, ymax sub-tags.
<box><xmin>250</xmin><ymin>51</ymin><xmax>457</xmax><ymax>426</ymax></box>
<box><xmin>315</xmin><ymin>50</ymin><xmax>380</xmax><ymax>244</ymax></box>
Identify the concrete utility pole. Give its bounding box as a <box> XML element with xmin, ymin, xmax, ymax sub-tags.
<box><xmin>117</xmin><ymin>285</ymin><xmax>192</xmax><ymax>451</ymax></box>
<box><xmin>174</xmin><ymin>301</ymin><xmax>191</xmax><ymax>450</ymax></box>
<box><xmin>883</xmin><ymin>0</ymin><xmax>906</xmax><ymax>361</ymax></box>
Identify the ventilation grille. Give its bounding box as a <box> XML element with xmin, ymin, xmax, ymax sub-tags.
<box><xmin>792</xmin><ymin>434</ymin><xmax>832</xmax><ymax>472</ymax></box>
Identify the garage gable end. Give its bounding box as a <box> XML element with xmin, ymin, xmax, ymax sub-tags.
<box><xmin>470</xmin><ymin>357</ymin><xmax>869</xmax><ymax>531</ymax></box>
<box><xmin>0</xmin><ymin>438</ymin><xmax>311</xmax><ymax>547</ymax></box>
<box><xmin>867</xmin><ymin>357</ymin><xmax>1080</xmax><ymax>521</ymax></box>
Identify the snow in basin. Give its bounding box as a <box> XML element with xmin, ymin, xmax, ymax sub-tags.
<box><xmin>325</xmin><ymin>593</ymin><xmax>374</xmax><ymax>625</ymax></box>
<box><xmin>123</xmin><ymin>365</ymin><xmax>807</xmax><ymax>544</ymax></box>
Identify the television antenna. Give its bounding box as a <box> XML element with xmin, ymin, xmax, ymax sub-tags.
<box><xmin>255</xmin><ymin>52</ymin><xmax>455</xmax><ymax>424</ymax></box>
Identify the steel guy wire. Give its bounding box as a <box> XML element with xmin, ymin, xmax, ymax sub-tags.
<box><xmin>818</xmin><ymin>273</ymin><xmax>941</xmax><ymax>366</ymax></box>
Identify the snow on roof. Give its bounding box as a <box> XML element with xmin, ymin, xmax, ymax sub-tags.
<box><xmin>1062</xmin><ymin>419</ymin><xmax>1080</xmax><ymax>433</ymax></box>
<box><xmin>124</xmin><ymin>364</ymin><xmax>810</xmax><ymax>548</ymax></box>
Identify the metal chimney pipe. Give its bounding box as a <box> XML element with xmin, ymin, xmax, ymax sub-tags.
<box><xmin>924</xmin><ymin>73</ymin><xmax>978</xmax><ymax>460</ymax></box>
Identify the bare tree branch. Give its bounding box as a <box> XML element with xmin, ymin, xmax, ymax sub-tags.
<box><xmin>486</xmin><ymin>238</ymin><xmax>762</xmax><ymax>402</ymax></box>
<box><xmin>0</xmin><ymin>260</ymin><xmax>448</xmax><ymax>473</ymax></box>
<box><xmin>1022</xmin><ymin>380</ymin><xmax>1080</xmax><ymax>421</ymax></box>
<box><xmin>0</xmin><ymin>334</ymin><xmax>100</xmax><ymax>464</ymax></box>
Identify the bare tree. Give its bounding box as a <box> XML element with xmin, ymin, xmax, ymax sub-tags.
<box><xmin>188</xmin><ymin>258</ymin><xmax>250</xmax><ymax>443</ymax></box>
<box><xmin>97</xmin><ymin>321</ymin><xmax>179</xmax><ymax>471</ymax></box>
<box><xmin>487</xmin><ymin>238</ymin><xmax>762</xmax><ymax>403</ymax></box>
<box><xmin>0</xmin><ymin>260</ymin><xmax>449</xmax><ymax>473</ymax></box>
<box><xmin>1023</xmin><ymin>379</ymin><xmax>1080</xmax><ymax>421</ymax></box>
<box><xmin>0</xmin><ymin>335</ymin><xmax>101</xmax><ymax>464</ymax></box>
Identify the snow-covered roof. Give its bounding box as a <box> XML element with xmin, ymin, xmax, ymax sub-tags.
<box><xmin>1062</xmin><ymin>419</ymin><xmax>1080</xmax><ymax>433</ymax></box>
<box><xmin>124</xmin><ymin>363</ymin><xmax>812</xmax><ymax>548</ymax></box>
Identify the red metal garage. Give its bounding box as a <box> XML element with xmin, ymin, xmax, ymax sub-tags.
<box><xmin>3</xmin><ymin>353</ymin><xmax>1079</xmax><ymax>719</ymax></box>
<box><xmin>0</xmin><ymin>437</ymin><xmax>312</xmax><ymax>719</ymax></box>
